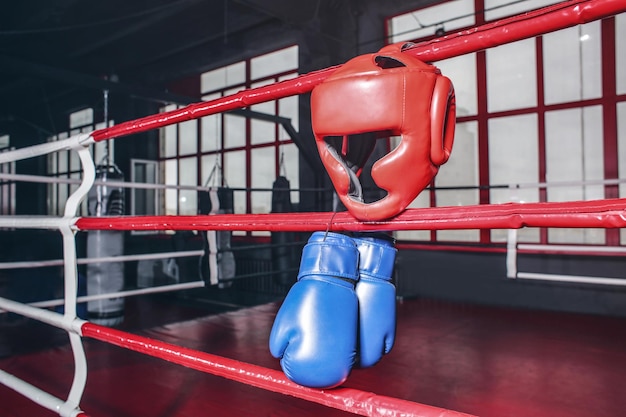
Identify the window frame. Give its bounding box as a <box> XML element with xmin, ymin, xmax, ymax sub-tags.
<box><xmin>386</xmin><ymin>1</ymin><xmax>626</xmax><ymax>247</ymax></box>
<box><xmin>158</xmin><ymin>45</ymin><xmax>300</xmax><ymax>237</ymax></box>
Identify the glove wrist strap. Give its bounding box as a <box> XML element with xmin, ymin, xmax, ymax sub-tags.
<box><xmin>298</xmin><ymin>240</ymin><xmax>359</xmax><ymax>284</ymax></box>
<box><xmin>354</xmin><ymin>238</ymin><xmax>397</xmax><ymax>281</ymax></box>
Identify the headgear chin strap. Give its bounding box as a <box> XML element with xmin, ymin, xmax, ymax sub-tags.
<box><xmin>311</xmin><ymin>42</ymin><xmax>456</xmax><ymax>221</ymax></box>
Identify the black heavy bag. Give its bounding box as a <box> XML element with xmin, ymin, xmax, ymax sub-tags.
<box><xmin>271</xmin><ymin>176</ymin><xmax>297</xmax><ymax>287</ymax></box>
<box><xmin>86</xmin><ymin>163</ymin><xmax>125</xmax><ymax>326</ymax></box>
<box><xmin>198</xmin><ymin>187</ymin><xmax>235</xmax><ymax>287</ymax></box>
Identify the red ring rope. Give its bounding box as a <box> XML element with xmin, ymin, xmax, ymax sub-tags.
<box><xmin>75</xmin><ymin>198</ymin><xmax>626</xmax><ymax>232</ymax></box>
<box><xmin>81</xmin><ymin>323</ymin><xmax>475</xmax><ymax>417</ymax></box>
<box><xmin>89</xmin><ymin>0</ymin><xmax>626</xmax><ymax>143</ymax></box>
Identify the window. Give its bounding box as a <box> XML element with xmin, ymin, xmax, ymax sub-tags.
<box><xmin>130</xmin><ymin>159</ymin><xmax>159</xmax><ymax>216</ymax></box>
<box><xmin>387</xmin><ymin>2</ymin><xmax>626</xmax><ymax>246</ymax></box>
<box><xmin>484</xmin><ymin>0</ymin><xmax>562</xmax><ymax>21</ymax></box>
<box><xmin>160</xmin><ymin>45</ymin><xmax>300</xmax><ymax>236</ymax></box>
<box><xmin>387</xmin><ymin>0</ymin><xmax>475</xmax><ymax>43</ymax></box>
<box><xmin>48</xmin><ymin>108</ymin><xmax>114</xmax><ymax>215</ymax></box>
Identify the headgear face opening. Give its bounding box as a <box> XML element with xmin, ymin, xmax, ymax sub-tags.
<box><xmin>311</xmin><ymin>43</ymin><xmax>456</xmax><ymax>221</ymax></box>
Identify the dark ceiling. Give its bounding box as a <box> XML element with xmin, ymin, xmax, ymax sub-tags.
<box><xmin>0</xmin><ymin>0</ymin><xmax>335</xmax><ymax>128</ymax></box>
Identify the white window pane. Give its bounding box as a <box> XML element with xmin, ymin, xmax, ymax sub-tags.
<box><xmin>202</xmin><ymin>67</ymin><xmax>225</xmax><ymax>93</ymax></box>
<box><xmin>251</xmin><ymin>147</ymin><xmax>275</xmax><ymax>215</ymax></box>
<box><xmin>546</xmin><ymin>107</ymin><xmax>605</xmax><ymax>244</ymax></box>
<box><xmin>251</xmin><ymin>46</ymin><xmax>298</xmax><ymax>80</ymax></box>
<box><xmin>437</xmin><ymin>227</ymin><xmax>480</xmax><ymax>243</ymax></box>
<box><xmin>178</xmin><ymin>157</ymin><xmax>197</xmax><ymax>215</ymax></box>
<box><xmin>178</xmin><ymin>157</ymin><xmax>197</xmax><ymax>186</ymax></box>
<box><xmin>48</xmin><ymin>183</ymin><xmax>57</xmax><ymax>215</ymax></box>
<box><xmin>543</xmin><ymin>22</ymin><xmax>602</xmax><ymax>105</ymax></box>
<box><xmin>492</xmin><ymin>226</ymin><xmax>540</xmax><ymax>244</ymax></box>
<box><xmin>485</xmin><ymin>0</ymin><xmax>564</xmax><ymax>21</ymax></box>
<box><xmin>279</xmin><ymin>95</ymin><xmax>299</xmax><ymax>131</ymax></box>
<box><xmin>619</xmin><ymin>102</ymin><xmax>626</xmax><ymax>244</ymax></box>
<box><xmin>224</xmin><ymin>151</ymin><xmax>246</xmax><ymax>213</ymax></box>
<box><xmin>251</xmin><ymin>97</ymin><xmax>275</xmax><ymax>114</ymax></box>
<box><xmin>251</xmin><ymin>79</ymin><xmax>275</xmax><ymax>89</ymax></box>
<box><xmin>489</xmin><ymin>115</ymin><xmax>540</xmax><ymax>243</ymax></box>
<box><xmin>435</xmin><ymin>54</ymin><xmax>477</xmax><ymax>116</ymax></box>
<box><xmin>435</xmin><ymin>121</ymin><xmax>479</xmax><ymax>242</ymax></box>
<box><xmin>201</xmin><ymin>62</ymin><xmax>246</xmax><ymax>93</ymax></box>
<box><xmin>617</xmin><ymin>13</ymin><xmax>626</xmax><ymax>95</ymax></box>
<box><xmin>201</xmin><ymin>93</ymin><xmax>222</xmax><ymax>152</ymax></box>
<box><xmin>388</xmin><ymin>0</ymin><xmax>474</xmax><ymax>43</ymax></box>
<box><xmin>225</xmin><ymin>62</ymin><xmax>246</xmax><ymax>85</ymax></box>
<box><xmin>251</xmin><ymin>120</ymin><xmax>275</xmax><ymax>145</ymax></box>
<box><xmin>487</xmin><ymin>38</ymin><xmax>537</xmax><ymax>112</ymax></box>
<box><xmin>225</xmin><ymin>87</ymin><xmax>240</xmax><ymax>96</ymax></box>
<box><xmin>201</xmin><ymin>155</ymin><xmax>222</xmax><ymax>187</ymax></box>
<box><xmin>0</xmin><ymin>134</ymin><xmax>9</xmax><ymax>148</ymax></box>
<box><xmin>161</xmin><ymin>125</ymin><xmax>178</xmax><ymax>158</ymax></box>
<box><xmin>545</xmin><ymin>107</ymin><xmax>604</xmax><ymax>201</ymax></box>
<box><xmin>70</xmin><ymin>108</ymin><xmax>94</xmax><ymax>129</ymax></box>
<box><xmin>224</xmin><ymin>115</ymin><xmax>246</xmax><ymax>148</ymax></box>
<box><xmin>58</xmin><ymin>151</ymin><xmax>68</xmax><ymax>174</ymax></box>
<box><xmin>548</xmin><ymin>228</ymin><xmax>605</xmax><ymax>244</ymax></box>
<box><xmin>160</xmin><ymin>104</ymin><xmax>180</xmax><ymax>158</ymax></box>
<box><xmin>251</xmin><ymin>94</ymin><xmax>276</xmax><ymax>145</ymax></box>
<box><xmin>164</xmin><ymin>160</ymin><xmax>178</xmax><ymax>216</ymax></box>
<box><xmin>131</xmin><ymin>160</ymin><xmax>158</xmax><ymax>216</ymax></box>
<box><xmin>388</xmin><ymin>13</ymin><xmax>422</xmax><ymax>43</ymax></box>
<box><xmin>279</xmin><ymin>73</ymin><xmax>297</xmax><ymax>82</ymax></box>
<box><xmin>489</xmin><ymin>115</ymin><xmax>539</xmax><ymax>201</ymax></box>
<box><xmin>178</xmin><ymin>119</ymin><xmax>198</xmax><ymax>155</ymax></box>
<box><xmin>201</xmin><ymin>115</ymin><xmax>221</xmax><ymax>152</ymax></box>
<box><xmin>48</xmin><ymin>152</ymin><xmax>57</xmax><ymax>175</ymax></box>
<box><xmin>394</xmin><ymin>193</ymin><xmax>430</xmax><ymax>241</ymax></box>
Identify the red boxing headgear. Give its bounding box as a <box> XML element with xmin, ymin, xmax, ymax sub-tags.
<box><xmin>311</xmin><ymin>42</ymin><xmax>456</xmax><ymax>221</ymax></box>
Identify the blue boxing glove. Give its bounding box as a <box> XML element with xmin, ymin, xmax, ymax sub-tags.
<box><xmin>269</xmin><ymin>231</ymin><xmax>359</xmax><ymax>388</ymax></box>
<box><xmin>353</xmin><ymin>233</ymin><xmax>397</xmax><ymax>368</ymax></box>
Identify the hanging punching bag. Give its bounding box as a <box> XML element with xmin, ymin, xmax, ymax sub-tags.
<box><xmin>271</xmin><ymin>176</ymin><xmax>297</xmax><ymax>287</ymax></box>
<box><xmin>86</xmin><ymin>163</ymin><xmax>125</xmax><ymax>326</ymax></box>
<box><xmin>198</xmin><ymin>187</ymin><xmax>236</xmax><ymax>287</ymax></box>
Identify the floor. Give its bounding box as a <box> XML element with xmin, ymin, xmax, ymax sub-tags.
<box><xmin>1</xmin><ymin>293</ymin><xmax>625</xmax><ymax>417</ymax></box>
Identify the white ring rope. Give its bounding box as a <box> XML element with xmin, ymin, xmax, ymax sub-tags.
<box><xmin>0</xmin><ymin>369</ymin><xmax>84</xmax><ymax>417</ymax></box>
<box><xmin>2</xmin><ymin>171</ymin><xmax>625</xmax><ymax>191</ymax></box>
<box><xmin>25</xmin><ymin>280</ymin><xmax>205</xmax><ymax>311</ymax></box>
<box><xmin>58</xmin><ymin>143</ymin><xmax>94</xmax><ymax>416</ymax></box>
<box><xmin>0</xmin><ymin>249</ymin><xmax>205</xmax><ymax>270</ymax></box>
<box><xmin>0</xmin><ymin>133</ymin><xmax>93</xmax><ymax>165</ymax></box>
<box><xmin>0</xmin><ymin>172</ymin><xmax>219</xmax><ymax>191</ymax></box>
<box><xmin>0</xmin><ymin>141</ymin><xmax>94</xmax><ymax>417</ymax></box>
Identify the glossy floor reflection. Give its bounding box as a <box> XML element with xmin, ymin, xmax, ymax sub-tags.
<box><xmin>1</xmin><ymin>295</ymin><xmax>625</xmax><ymax>417</ymax></box>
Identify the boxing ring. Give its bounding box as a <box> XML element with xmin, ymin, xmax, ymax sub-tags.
<box><xmin>1</xmin><ymin>0</ymin><xmax>626</xmax><ymax>416</ymax></box>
